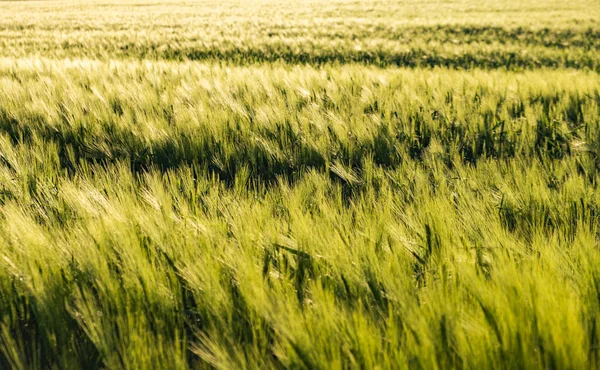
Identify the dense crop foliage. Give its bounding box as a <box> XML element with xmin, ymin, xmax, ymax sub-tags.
<box><xmin>1</xmin><ymin>0</ymin><xmax>600</xmax><ymax>369</ymax></box>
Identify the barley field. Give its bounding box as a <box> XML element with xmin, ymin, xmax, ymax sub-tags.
<box><xmin>1</xmin><ymin>0</ymin><xmax>600</xmax><ymax>369</ymax></box>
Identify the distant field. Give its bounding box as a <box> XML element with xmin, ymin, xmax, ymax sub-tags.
<box><xmin>1</xmin><ymin>0</ymin><xmax>600</xmax><ymax>68</ymax></box>
<box><xmin>1</xmin><ymin>1</ymin><xmax>600</xmax><ymax>369</ymax></box>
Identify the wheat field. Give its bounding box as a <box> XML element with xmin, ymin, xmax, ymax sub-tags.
<box><xmin>1</xmin><ymin>0</ymin><xmax>600</xmax><ymax>369</ymax></box>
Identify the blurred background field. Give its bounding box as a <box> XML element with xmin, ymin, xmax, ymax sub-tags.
<box><xmin>1</xmin><ymin>0</ymin><xmax>599</xmax><ymax>68</ymax></box>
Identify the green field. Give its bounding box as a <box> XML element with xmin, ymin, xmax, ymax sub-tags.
<box><xmin>1</xmin><ymin>0</ymin><xmax>600</xmax><ymax>369</ymax></box>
